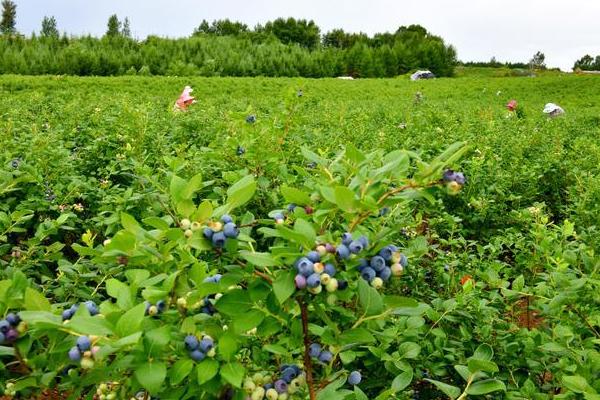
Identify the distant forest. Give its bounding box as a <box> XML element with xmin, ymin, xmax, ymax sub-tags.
<box><xmin>0</xmin><ymin>13</ymin><xmax>459</xmax><ymax>77</ymax></box>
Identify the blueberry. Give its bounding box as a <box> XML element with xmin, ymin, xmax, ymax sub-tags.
<box><xmin>444</xmin><ymin>264</ymin><xmax>450</xmax><ymax>272</ymax></box>
<box><xmin>306</xmin><ymin>251</ymin><xmax>320</xmax><ymax>263</ymax></box>
<box><xmin>358</xmin><ymin>236</ymin><xmax>369</xmax><ymax>248</ymax></box>
<box><xmin>318</xmin><ymin>351</ymin><xmax>333</xmax><ymax>363</ymax></box>
<box><xmin>306</xmin><ymin>273</ymin><xmax>321</xmax><ymax>288</ymax></box>
<box><xmin>76</xmin><ymin>336</ymin><xmax>91</xmax><ymax>351</ymax></box>
<box><xmin>264</xmin><ymin>383</ymin><xmax>274</xmax><ymax>390</ymax></box>
<box><xmin>361</xmin><ymin>267</ymin><xmax>376</xmax><ymax>282</ymax></box>
<box><xmin>287</xmin><ymin>204</ymin><xmax>296</xmax><ymax>212</ymax></box>
<box><xmin>1</xmin><ymin>320</ymin><xmax>12</xmax><ymax>333</ymax></box>
<box><xmin>221</xmin><ymin>215</ymin><xmax>233</xmax><ymax>224</ymax></box>
<box><xmin>296</xmin><ymin>257</ymin><xmax>314</xmax><ymax>277</ymax></box>
<box><xmin>454</xmin><ymin>172</ymin><xmax>466</xmax><ymax>185</ymax></box>
<box><xmin>297</xmin><ymin>90</ymin><xmax>303</xmax><ymax>97</ymax></box>
<box><xmin>236</xmin><ymin>145</ymin><xmax>245</xmax><ymax>156</ymax></box>
<box><xmin>379</xmin><ymin>267</ymin><xmax>392</xmax><ymax>281</ymax></box>
<box><xmin>199</xmin><ymin>338</ymin><xmax>214</xmax><ymax>353</ymax></box>
<box><xmin>324</xmin><ymin>263</ymin><xmax>336</xmax><ymax>276</ymax></box>
<box><xmin>341</xmin><ymin>233</ymin><xmax>353</xmax><ymax>245</ymax></box>
<box><xmin>379</xmin><ymin>207</ymin><xmax>390</xmax><ymax>217</ymax></box>
<box><xmin>348</xmin><ymin>371</ymin><xmax>362</xmax><ymax>385</ymax></box>
<box><xmin>156</xmin><ymin>300</ymin><xmax>167</xmax><ymax>312</ymax></box>
<box><xmin>295</xmin><ymin>274</ymin><xmax>307</xmax><ymax>289</ymax></box>
<box><xmin>337</xmin><ymin>280</ymin><xmax>348</xmax><ymax>290</ymax></box>
<box><xmin>6</xmin><ymin>313</ymin><xmax>20</xmax><ymax>326</ymax></box>
<box><xmin>213</xmin><ymin>273</ymin><xmax>222</xmax><ymax>282</ymax></box>
<box><xmin>399</xmin><ymin>254</ymin><xmax>408</xmax><ymax>267</ymax></box>
<box><xmin>325</xmin><ymin>243</ymin><xmax>336</xmax><ymax>253</ymax></box>
<box><xmin>190</xmin><ymin>349</ymin><xmax>206</xmax><ymax>361</ymax></box>
<box><xmin>5</xmin><ymin>328</ymin><xmax>18</xmax><ymax>342</ymax></box>
<box><xmin>306</xmin><ymin>161</ymin><xmax>317</xmax><ymax>169</ymax></box>
<box><xmin>336</xmin><ymin>244</ymin><xmax>350</xmax><ymax>259</ymax></box>
<box><xmin>378</xmin><ymin>246</ymin><xmax>394</xmax><ymax>262</ymax></box>
<box><xmin>68</xmin><ymin>346</ymin><xmax>81</xmax><ymax>361</ymax></box>
<box><xmin>246</xmin><ymin>115</ymin><xmax>256</xmax><ymax>124</ymax></box>
<box><xmin>144</xmin><ymin>301</ymin><xmax>151</xmax><ymax>314</ymax></box>
<box><xmin>282</xmin><ymin>367</ymin><xmax>297</xmax><ymax>382</ymax></box>
<box><xmin>0</xmin><ymin>332</ymin><xmax>4</xmax><ymax>344</ymax></box>
<box><xmin>274</xmin><ymin>379</ymin><xmax>288</xmax><ymax>394</ymax></box>
<box><xmin>212</xmin><ymin>231</ymin><xmax>226</xmax><ymax>248</ymax></box>
<box><xmin>370</xmin><ymin>256</ymin><xmax>386</xmax><ymax>272</ymax></box>
<box><xmin>223</xmin><ymin>222</ymin><xmax>239</xmax><ymax>238</ymax></box>
<box><xmin>309</xmin><ymin>343</ymin><xmax>322</xmax><ymax>358</ymax></box>
<box><xmin>274</xmin><ymin>212</ymin><xmax>285</xmax><ymax>221</ymax></box>
<box><xmin>349</xmin><ymin>240</ymin><xmax>363</xmax><ymax>254</ymax></box>
<box><xmin>84</xmin><ymin>301</ymin><xmax>98</xmax><ymax>316</ymax></box>
<box><xmin>69</xmin><ymin>304</ymin><xmax>79</xmax><ymax>314</ymax></box>
<box><xmin>442</xmin><ymin>169</ymin><xmax>456</xmax><ymax>182</ymax></box>
<box><xmin>184</xmin><ymin>335</ymin><xmax>199</xmax><ymax>351</ymax></box>
<box><xmin>10</xmin><ymin>159</ymin><xmax>20</xmax><ymax>168</ymax></box>
<box><xmin>203</xmin><ymin>228</ymin><xmax>214</xmax><ymax>239</ymax></box>
<box><xmin>357</xmin><ymin>258</ymin><xmax>369</xmax><ymax>272</ymax></box>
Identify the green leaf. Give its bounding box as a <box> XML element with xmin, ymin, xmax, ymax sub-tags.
<box><xmin>197</xmin><ymin>359</ymin><xmax>219</xmax><ymax>384</ymax></box>
<box><xmin>339</xmin><ymin>328</ymin><xmax>376</xmax><ymax>345</ymax></box>
<box><xmin>215</xmin><ymin>289</ymin><xmax>253</xmax><ymax>316</ymax></box>
<box><xmin>353</xmin><ymin>386</ymin><xmax>369</xmax><ymax>400</ymax></box>
<box><xmin>472</xmin><ymin>343</ymin><xmax>494</xmax><ymax>361</ymax></box>
<box><xmin>294</xmin><ymin>218</ymin><xmax>316</xmax><ymax>246</ymax></box>
<box><xmin>24</xmin><ymin>287</ymin><xmax>51</xmax><ymax>311</ymax></box>
<box><xmin>226</xmin><ymin>175</ymin><xmax>256</xmax><ymax>210</ymax></box>
<box><xmin>398</xmin><ymin>342</ymin><xmax>421</xmax><ymax>359</ymax></box>
<box><xmin>391</xmin><ymin>369</ymin><xmax>413</xmax><ymax>391</ymax></box>
<box><xmin>69</xmin><ymin>315</ymin><xmax>114</xmax><ymax>336</ymax></box>
<box><xmin>334</xmin><ymin>186</ymin><xmax>357</xmax><ymax>212</ymax></box>
<box><xmin>135</xmin><ymin>362</ymin><xmax>167</xmax><ymax>394</ymax></box>
<box><xmin>0</xmin><ymin>345</ymin><xmax>15</xmax><ymax>357</ymax></box>
<box><xmin>194</xmin><ymin>200</ymin><xmax>213</xmax><ymax>222</ymax></box>
<box><xmin>219</xmin><ymin>333</ymin><xmax>239</xmax><ymax>361</ymax></box>
<box><xmin>424</xmin><ymin>379</ymin><xmax>460</xmax><ymax>400</ymax></box>
<box><xmin>116</xmin><ymin>302</ymin><xmax>146</xmax><ymax>337</ymax></box>
<box><xmin>281</xmin><ymin>185</ymin><xmax>311</xmax><ymax>206</ymax></box>
<box><xmin>468</xmin><ymin>359</ymin><xmax>498</xmax><ymax>374</ymax></box>
<box><xmin>383</xmin><ymin>295</ymin><xmax>418</xmax><ymax>310</ymax></box>
<box><xmin>121</xmin><ymin>212</ymin><xmax>143</xmax><ymax>234</ymax></box>
<box><xmin>239</xmin><ymin>251</ymin><xmax>278</xmax><ymax>267</ymax></box>
<box><xmin>467</xmin><ymin>379</ymin><xmax>506</xmax><ymax>395</ymax></box>
<box><xmin>358</xmin><ymin>279</ymin><xmax>383</xmax><ymax>316</ymax></box>
<box><xmin>18</xmin><ymin>311</ymin><xmax>63</xmax><ymax>329</ymax></box>
<box><xmin>106</xmin><ymin>279</ymin><xmax>134</xmax><ymax>310</ymax></box>
<box><xmin>233</xmin><ymin>309</ymin><xmax>265</xmax><ymax>333</ymax></box>
<box><xmin>563</xmin><ymin>375</ymin><xmax>594</xmax><ymax>393</ymax></box>
<box><xmin>273</xmin><ymin>270</ymin><xmax>296</xmax><ymax>304</ymax></box>
<box><xmin>220</xmin><ymin>361</ymin><xmax>245</xmax><ymax>387</ymax></box>
<box><xmin>170</xmin><ymin>359</ymin><xmax>194</xmax><ymax>386</ymax></box>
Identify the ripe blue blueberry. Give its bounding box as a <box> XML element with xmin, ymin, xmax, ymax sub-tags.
<box><xmin>370</xmin><ymin>256</ymin><xmax>387</xmax><ymax>272</ymax></box>
<box><xmin>246</xmin><ymin>115</ymin><xmax>256</xmax><ymax>124</ymax></box>
<box><xmin>6</xmin><ymin>313</ymin><xmax>20</xmax><ymax>326</ymax></box>
<box><xmin>296</xmin><ymin>257</ymin><xmax>314</xmax><ymax>277</ymax></box>
<box><xmin>156</xmin><ymin>300</ymin><xmax>167</xmax><ymax>312</ymax></box>
<box><xmin>212</xmin><ymin>231</ymin><xmax>226</xmax><ymax>248</ymax></box>
<box><xmin>5</xmin><ymin>329</ymin><xmax>17</xmax><ymax>342</ymax></box>
<box><xmin>306</xmin><ymin>273</ymin><xmax>321</xmax><ymax>288</ymax></box>
<box><xmin>358</xmin><ymin>236</ymin><xmax>369</xmax><ymax>248</ymax></box>
<box><xmin>203</xmin><ymin>228</ymin><xmax>214</xmax><ymax>239</ymax></box>
<box><xmin>190</xmin><ymin>349</ymin><xmax>206</xmax><ymax>361</ymax></box>
<box><xmin>76</xmin><ymin>336</ymin><xmax>91</xmax><ymax>351</ymax></box>
<box><xmin>0</xmin><ymin>332</ymin><xmax>5</xmax><ymax>344</ymax></box>
<box><xmin>282</xmin><ymin>367</ymin><xmax>297</xmax><ymax>382</ymax></box>
<box><xmin>378</xmin><ymin>246</ymin><xmax>394</xmax><ymax>261</ymax></box>
<box><xmin>236</xmin><ymin>145</ymin><xmax>245</xmax><ymax>156</ymax></box>
<box><xmin>274</xmin><ymin>379</ymin><xmax>288</xmax><ymax>394</ymax></box>
<box><xmin>264</xmin><ymin>383</ymin><xmax>274</xmax><ymax>390</ymax></box>
<box><xmin>309</xmin><ymin>343</ymin><xmax>322</xmax><ymax>358</ymax></box>
<box><xmin>213</xmin><ymin>273</ymin><xmax>222</xmax><ymax>282</ymax></box>
<box><xmin>223</xmin><ymin>222</ymin><xmax>239</xmax><ymax>238</ymax></box>
<box><xmin>273</xmin><ymin>212</ymin><xmax>285</xmax><ymax>221</ymax></box>
<box><xmin>0</xmin><ymin>320</ymin><xmax>10</xmax><ymax>333</ymax></box>
<box><xmin>379</xmin><ymin>266</ymin><xmax>392</xmax><ymax>281</ymax></box>
<box><xmin>361</xmin><ymin>267</ymin><xmax>376</xmax><ymax>282</ymax></box>
<box><xmin>348</xmin><ymin>371</ymin><xmax>362</xmax><ymax>385</ymax></box>
<box><xmin>68</xmin><ymin>346</ymin><xmax>81</xmax><ymax>361</ymax></box>
<box><xmin>442</xmin><ymin>169</ymin><xmax>456</xmax><ymax>182</ymax></box>
<box><xmin>399</xmin><ymin>253</ymin><xmax>408</xmax><ymax>267</ymax></box>
<box><xmin>199</xmin><ymin>338</ymin><xmax>214</xmax><ymax>353</ymax></box>
<box><xmin>379</xmin><ymin>207</ymin><xmax>390</xmax><ymax>217</ymax></box>
<box><xmin>221</xmin><ymin>215</ymin><xmax>233</xmax><ymax>224</ymax></box>
<box><xmin>306</xmin><ymin>161</ymin><xmax>317</xmax><ymax>169</ymax></box>
<box><xmin>295</xmin><ymin>274</ymin><xmax>307</xmax><ymax>289</ymax></box>
<box><xmin>83</xmin><ymin>301</ymin><xmax>98</xmax><ymax>316</ymax></box>
<box><xmin>324</xmin><ymin>263</ymin><xmax>336</xmax><ymax>276</ymax></box>
<box><xmin>348</xmin><ymin>240</ymin><xmax>363</xmax><ymax>254</ymax></box>
<box><xmin>306</xmin><ymin>251</ymin><xmax>320</xmax><ymax>263</ymax></box>
<box><xmin>336</xmin><ymin>244</ymin><xmax>350</xmax><ymax>259</ymax></box>
<box><xmin>184</xmin><ymin>335</ymin><xmax>199</xmax><ymax>351</ymax></box>
<box><xmin>357</xmin><ymin>258</ymin><xmax>369</xmax><ymax>272</ymax></box>
<box><xmin>454</xmin><ymin>172</ymin><xmax>466</xmax><ymax>185</ymax></box>
<box><xmin>318</xmin><ymin>351</ymin><xmax>333</xmax><ymax>363</ymax></box>
<box><xmin>337</xmin><ymin>280</ymin><xmax>348</xmax><ymax>290</ymax></box>
<box><xmin>287</xmin><ymin>203</ymin><xmax>296</xmax><ymax>212</ymax></box>
<box><xmin>341</xmin><ymin>233</ymin><xmax>353</xmax><ymax>245</ymax></box>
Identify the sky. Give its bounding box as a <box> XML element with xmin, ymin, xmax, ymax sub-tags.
<box><xmin>12</xmin><ymin>0</ymin><xmax>600</xmax><ymax>71</ymax></box>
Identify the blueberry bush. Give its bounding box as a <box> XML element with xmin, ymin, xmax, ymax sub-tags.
<box><xmin>1</xmin><ymin>74</ymin><xmax>600</xmax><ymax>399</ymax></box>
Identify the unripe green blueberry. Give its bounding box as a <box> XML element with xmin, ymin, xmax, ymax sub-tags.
<box><xmin>253</xmin><ymin>372</ymin><xmax>265</xmax><ymax>385</ymax></box>
<box><xmin>275</xmin><ymin>218</ymin><xmax>284</xmax><ymax>225</ymax></box>
<box><xmin>278</xmin><ymin>393</ymin><xmax>288</xmax><ymax>400</ymax></box>
<box><xmin>252</xmin><ymin>387</ymin><xmax>266</xmax><ymax>400</ymax></box>
<box><xmin>320</xmin><ymin>273</ymin><xmax>331</xmax><ymax>285</ymax></box>
<box><xmin>244</xmin><ymin>378</ymin><xmax>256</xmax><ymax>393</ymax></box>
<box><xmin>211</xmin><ymin>221</ymin><xmax>223</xmax><ymax>232</ymax></box>
<box><xmin>316</xmin><ymin>245</ymin><xmax>327</xmax><ymax>256</ymax></box>
<box><xmin>263</xmin><ymin>374</ymin><xmax>273</xmax><ymax>384</ymax></box>
<box><xmin>106</xmin><ymin>393</ymin><xmax>116</xmax><ymax>400</ymax></box>
<box><xmin>288</xmin><ymin>379</ymin><xmax>301</xmax><ymax>394</ymax></box>
<box><xmin>191</xmin><ymin>221</ymin><xmax>201</xmax><ymax>231</ymax></box>
<box><xmin>215</xmin><ymin>293</ymin><xmax>223</xmax><ymax>300</ymax></box>
<box><xmin>266</xmin><ymin>388</ymin><xmax>279</xmax><ymax>400</ymax></box>
<box><xmin>207</xmin><ymin>348</ymin><xmax>216</xmax><ymax>358</ymax></box>
<box><xmin>83</xmin><ymin>350</ymin><xmax>92</xmax><ymax>358</ymax></box>
<box><xmin>99</xmin><ymin>394</ymin><xmax>107</xmax><ymax>400</ymax></box>
<box><xmin>184</xmin><ymin>229</ymin><xmax>193</xmax><ymax>238</ymax></box>
<box><xmin>326</xmin><ymin>294</ymin><xmax>337</xmax><ymax>305</ymax></box>
<box><xmin>246</xmin><ymin>327</ymin><xmax>258</xmax><ymax>335</ymax></box>
<box><xmin>80</xmin><ymin>356</ymin><xmax>95</xmax><ymax>369</ymax></box>
<box><xmin>391</xmin><ymin>252</ymin><xmax>401</xmax><ymax>263</ymax></box>
<box><xmin>180</xmin><ymin>219</ymin><xmax>191</xmax><ymax>230</ymax></box>
<box><xmin>99</xmin><ymin>383</ymin><xmax>108</xmax><ymax>392</ymax></box>
<box><xmin>177</xmin><ymin>297</ymin><xmax>187</xmax><ymax>308</ymax></box>
<box><xmin>17</xmin><ymin>321</ymin><xmax>28</xmax><ymax>334</ymax></box>
<box><xmin>326</xmin><ymin>278</ymin><xmax>338</xmax><ymax>292</ymax></box>
<box><xmin>391</xmin><ymin>263</ymin><xmax>404</xmax><ymax>276</ymax></box>
<box><xmin>313</xmin><ymin>262</ymin><xmax>324</xmax><ymax>274</ymax></box>
<box><xmin>103</xmin><ymin>239</ymin><xmax>111</xmax><ymax>246</ymax></box>
<box><xmin>148</xmin><ymin>305</ymin><xmax>158</xmax><ymax>316</ymax></box>
<box><xmin>371</xmin><ymin>277</ymin><xmax>384</xmax><ymax>289</ymax></box>
<box><xmin>308</xmin><ymin>285</ymin><xmax>322</xmax><ymax>294</ymax></box>
<box><xmin>447</xmin><ymin>181</ymin><xmax>461</xmax><ymax>193</ymax></box>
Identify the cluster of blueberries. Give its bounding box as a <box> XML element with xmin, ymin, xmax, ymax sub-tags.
<box><xmin>273</xmin><ymin>203</ymin><xmax>315</xmax><ymax>225</ymax></box>
<box><xmin>68</xmin><ymin>335</ymin><xmax>99</xmax><ymax>369</ymax></box>
<box><xmin>198</xmin><ymin>273</ymin><xmax>222</xmax><ymax>315</ymax></box>
<box><xmin>442</xmin><ymin>169</ymin><xmax>466</xmax><ymax>194</ymax></box>
<box><xmin>95</xmin><ymin>382</ymin><xmax>119</xmax><ymax>400</ymax></box>
<box><xmin>144</xmin><ymin>300</ymin><xmax>167</xmax><ymax>317</ymax></box>
<box><xmin>0</xmin><ymin>313</ymin><xmax>22</xmax><ymax>344</ymax></box>
<box><xmin>358</xmin><ymin>245</ymin><xmax>408</xmax><ymax>289</ymax></box>
<box><xmin>294</xmin><ymin>249</ymin><xmax>348</xmax><ymax>295</ymax></box>
<box><xmin>308</xmin><ymin>343</ymin><xmax>333</xmax><ymax>364</ymax></box>
<box><xmin>184</xmin><ymin>334</ymin><xmax>216</xmax><ymax>361</ymax></box>
<box><xmin>336</xmin><ymin>232</ymin><xmax>369</xmax><ymax>259</ymax></box>
<box><xmin>203</xmin><ymin>215</ymin><xmax>240</xmax><ymax>248</ymax></box>
<box><xmin>243</xmin><ymin>366</ymin><xmax>305</xmax><ymax>400</ymax></box>
<box><xmin>62</xmin><ymin>300</ymin><xmax>99</xmax><ymax>321</ymax></box>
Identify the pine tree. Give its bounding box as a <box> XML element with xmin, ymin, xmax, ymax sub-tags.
<box><xmin>122</xmin><ymin>17</ymin><xmax>131</xmax><ymax>38</ymax></box>
<box><xmin>0</xmin><ymin>0</ymin><xmax>17</xmax><ymax>35</ymax></box>
<box><xmin>106</xmin><ymin>14</ymin><xmax>121</xmax><ymax>37</ymax></box>
<box><xmin>41</xmin><ymin>16</ymin><xmax>58</xmax><ymax>38</ymax></box>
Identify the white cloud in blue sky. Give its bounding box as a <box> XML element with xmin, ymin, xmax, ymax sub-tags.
<box><xmin>13</xmin><ymin>0</ymin><xmax>600</xmax><ymax>71</ymax></box>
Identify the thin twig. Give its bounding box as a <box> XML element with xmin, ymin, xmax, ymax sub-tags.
<box><xmin>297</xmin><ymin>297</ymin><xmax>316</xmax><ymax>400</ymax></box>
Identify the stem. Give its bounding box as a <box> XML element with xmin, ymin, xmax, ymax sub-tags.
<box><xmin>297</xmin><ymin>297</ymin><xmax>316</xmax><ymax>400</ymax></box>
<box><xmin>456</xmin><ymin>375</ymin><xmax>474</xmax><ymax>400</ymax></box>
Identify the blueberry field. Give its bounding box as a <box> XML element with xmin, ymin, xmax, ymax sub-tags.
<box><xmin>1</xmin><ymin>73</ymin><xmax>600</xmax><ymax>399</ymax></box>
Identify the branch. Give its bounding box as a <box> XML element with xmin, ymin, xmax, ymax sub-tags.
<box><xmin>297</xmin><ymin>297</ymin><xmax>316</xmax><ymax>400</ymax></box>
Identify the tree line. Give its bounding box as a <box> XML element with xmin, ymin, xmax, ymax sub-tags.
<box><xmin>573</xmin><ymin>54</ymin><xmax>600</xmax><ymax>71</ymax></box>
<box><xmin>0</xmin><ymin>2</ymin><xmax>457</xmax><ymax>77</ymax></box>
